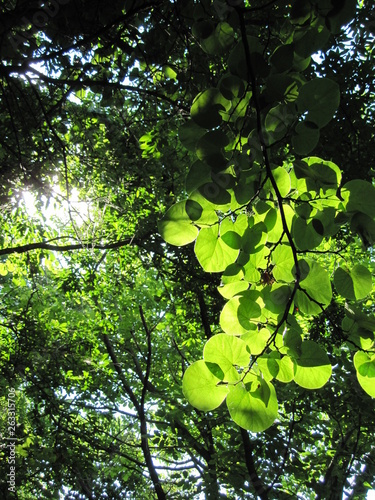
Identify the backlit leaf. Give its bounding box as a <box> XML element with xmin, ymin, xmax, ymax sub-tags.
<box><xmin>182</xmin><ymin>360</ymin><xmax>229</xmax><ymax>411</ymax></box>
<box><xmin>226</xmin><ymin>380</ymin><xmax>278</xmax><ymax>432</ymax></box>
<box><xmin>203</xmin><ymin>334</ymin><xmax>250</xmax><ymax>383</ymax></box>
<box><xmin>294</xmin><ymin>340</ymin><xmax>332</xmax><ymax>389</ymax></box>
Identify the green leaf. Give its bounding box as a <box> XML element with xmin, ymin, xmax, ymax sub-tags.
<box><xmin>353</xmin><ymin>350</ymin><xmax>372</xmax><ymax>372</ymax></box>
<box><xmin>276</xmin><ymin>356</ymin><xmax>295</xmax><ymax>383</ymax></box>
<box><xmin>353</xmin><ymin>351</ymin><xmax>375</xmax><ymax>398</ymax></box>
<box><xmin>226</xmin><ymin>380</ymin><xmax>278</xmax><ymax>432</ymax></box>
<box><xmin>257</xmin><ymin>353</ymin><xmax>279</xmax><ymax>381</ymax></box>
<box><xmin>218</xmin><ymin>280</ymin><xmax>249</xmax><ymax>299</ymax></box>
<box><xmin>294</xmin><ymin>157</ymin><xmax>342</xmax><ymax>191</ymax></box>
<box><xmin>203</xmin><ymin>334</ymin><xmax>250</xmax><ymax>382</ymax></box>
<box><xmin>342</xmin><ymin>180</ymin><xmax>375</xmax><ymax>218</ymax></box>
<box><xmin>334</xmin><ymin>264</ymin><xmax>372</xmax><ymax>301</ymax></box>
<box><xmin>292</xmin><ymin>121</ymin><xmax>320</xmax><ymax>155</ymax></box>
<box><xmin>179</xmin><ymin>121</ymin><xmax>206</xmax><ymax>152</ymax></box>
<box><xmin>191</xmin><ymin>89</ymin><xmax>230</xmax><ymax>129</ymax></box>
<box><xmin>199</xmin><ymin>182</ymin><xmax>232</xmax><ymax>205</ymax></box>
<box><xmin>220</xmin><ymin>291</ymin><xmax>262</xmax><ymax>335</ymax></box>
<box><xmin>283</xmin><ymin>318</ymin><xmax>303</xmax><ymax>357</ymax></box>
<box><xmin>295</xmin><ymin>259</ymin><xmax>332</xmax><ymax>315</ymax></box>
<box><xmin>267</xmin><ymin>204</ymin><xmax>294</xmax><ymax>243</ymax></box>
<box><xmin>350</xmin><ymin>212</ymin><xmax>375</xmax><ymax>247</ymax></box>
<box><xmin>221</xmin><ymin>231</ymin><xmax>242</xmax><ymax>249</ymax></box>
<box><xmin>182</xmin><ymin>360</ymin><xmax>229</xmax><ymax>411</ymax></box>
<box><xmin>185</xmin><ymin>199</ymin><xmax>203</xmax><ymax>221</ymax></box>
<box><xmin>219</xmin><ymin>74</ymin><xmax>245</xmax><ymax>100</ymax></box>
<box><xmin>222</xmin><ymin>262</ymin><xmax>245</xmax><ymax>283</ymax></box>
<box><xmin>200</xmin><ymin>21</ymin><xmax>235</xmax><ymax>55</ymax></box>
<box><xmin>262</xmin><ymin>284</ymin><xmax>293</xmax><ymax>315</ymax></box>
<box><xmin>195</xmin><ymin>225</ymin><xmax>239</xmax><ymax>272</ymax></box>
<box><xmin>296</xmin><ymin>78</ymin><xmax>340</xmax><ymax>128</ymax></box>
<box><xmin>292</xmin><ymin>216</ymin><xmax>323</xmax><ymax>250</ymax></box>
<box><xmin>272</xmin><ymin>166</ymin><xmax>292</xmax><ymax>198</ymax></box>
<box><xmin>264</xmin><ymin>104</ymin><xmax>296</xmax><ymax>144</ymax></box>
<box><xmin>242</xmin><ymin>327</ymin><xmax>270</xmax><ymax>355</ymax></box>
<box><xmin>195</xmin><ymin>130</ymin><xmax>229</xmax><ymax>168</ymax></box>
<box><xmin>158</xmin><ymin>201</ymin><xmax>199</xmax><ymax>246</ymax></box>
<box><xmin>269</xmin><ymin>44</ymin><xmax>294</xmax><ymax>73</ymax></box>
<box><xmin>294</xmin><ymin>340</ymin><xmax>332</xmax><ymax>389</ymax></box>
<box><xmin>163</xmin><ymin>65</ymin><xmax>177</xmax><ymax>80</ymax></box>
<box><xmin>242</xmin><ymin>222</ymin><xmax>268</xmax><ymax>254</ymax></box>
<box><xmin>185</xmin><ymin>160</ymin><xmax>211</xmax><ymax>194</ymax></box>
<box><xmin>271</xmin><ymin>244</ymin><xmax>295</xmax><ymax>282</ymax></box>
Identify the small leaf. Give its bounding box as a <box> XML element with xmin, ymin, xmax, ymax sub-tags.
<box><xmin>271</xmin><ymin>244</ymin><xmax>295</xmax><ymax>282</ymax></box>
<box><xmin>221</xmin><ymin>231</ymin><xmax>242</xmax><ymax>249</ymax></box>
<box><xmin>292</xmin><ymin>216</ymin><xmax>323</xmax><ymax>250</ymax></box>
<box><xmin>353</xmin><ymin>351</ymin><xmax>375</xmax><ymax>398</ymax></box>
<box><xmin>272</xmin><ymin>166</ymin><xmax>291</xmax><ymax>197</ymax></box>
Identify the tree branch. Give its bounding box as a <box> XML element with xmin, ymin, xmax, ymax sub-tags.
<box><xmin>0</xmin><ymin>235</ymin><xmax>141</xmax><ymax>256</ymax></box>
<box><xmin>241</xmin><ymin>428</ymin><xmax>269</xmax><ymax>500</ymax></box>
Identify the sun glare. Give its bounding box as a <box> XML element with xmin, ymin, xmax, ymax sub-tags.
<box><xmin>22</xmin><ymin>185</ymin><xmax>90</xmax><ymax>228</ymax></box>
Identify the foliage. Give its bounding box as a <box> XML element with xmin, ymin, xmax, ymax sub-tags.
<box><xmin>0</xmin><ymin>0</ymin><xmax>375</xmax><ymax>499</ymax></box>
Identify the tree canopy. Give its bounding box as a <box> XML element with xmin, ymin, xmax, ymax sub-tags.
<box><xmin>1</xmin><ymin>0</ymin><xmax>375</xmax><ymax>498</ymax></box>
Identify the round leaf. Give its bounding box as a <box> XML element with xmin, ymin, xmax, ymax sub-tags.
<box><xmin>334</xmin><ymin>264</ymin><xmax>372</xmax><ymax>301</ymax></box>
<box><xmin>272</xmin><ymin>166</ymin><xmax>291</xmax><ymax>197</ymax></box>
<box><xmin>276</xmin><ymin>356</ymin><xmax>295</xmax><ymax>383</ymax></box>
<box><xmin>342</xmin><ymin>180</ymin><xmax>375</xmax><ymax>218</ymax></box>
<box><xmin>226</xmin><ymin>381</ymin><xmax>278</xmax><ymax>432</ymax></box>
<box><xmin>354</xmin><ymin>351</ymin><xmax>375</xmax><ymax>398</ymax></box>
<box><xmin>296</xmin><ymin>78</ymin><xmax>340</xmax><ymax>128</ymax></box>
<box><xmin>158</xmin><ymin>201</ymin><xmax>199</xmax><ymax>246</ymax></box>
<box><xmin>195</xmin><ymin>225</ymin><xmax>239</xmax><ymax>272</ymax></box>
<box><xmin>182</xmin><ymin>360</ymin><xmax>229</xmax><ymax>411</ymax></box>
<box><xmin>203</xmin><ymin>334</ymin><xmax>250</xmax><ymax>382</ymax></box>
<box><xmin>220</xmin><ymin>291</ymin><xmax>262</xmax><ymax>335</ymax></box>
<box><xmin>191</xmin><ymin>89</ymin><xmax>230</xmax><ymax>129</ymax></box>
<box><xmin>294</xmin><ymin>340</ymin><xmax>332</xmax><ymax>389</ymax></box>
<box><xmin>295</xmin><ymin>259</ymin><xmax>332</xmax><ymax>315</ymax></box>
<box><xmin>242</xmin><ymin>328</ymin><xmax>270</xmax><ymax>355</ymax></box>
